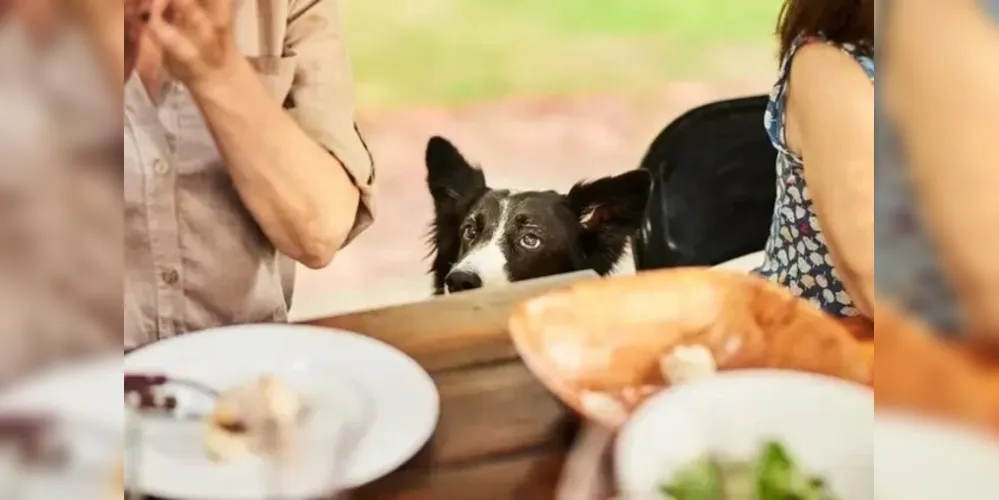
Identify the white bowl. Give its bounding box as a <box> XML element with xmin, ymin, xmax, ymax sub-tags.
<box><xmin>615</xmin><ymin>370</ymin><xmax>873</xmax><ymax>499</ymax></box>
<box><xmin>875</xmin><ymin>411</ymin><xmax>999</xmax><ymax>500</ymax></box>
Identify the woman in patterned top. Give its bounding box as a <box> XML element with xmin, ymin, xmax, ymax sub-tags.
<box><xmin>757</xmin><ymin>0</ymin><xmax>874</xmax><ymax>320</ymax></box>
<box><xmin>879</xmin><ymin>0</ymin><xmax>999</xmax><ymax>341</ymax></box>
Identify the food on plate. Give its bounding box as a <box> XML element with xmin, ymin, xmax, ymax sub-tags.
<box><xmin>873</xmin><ymin>300</ymin><xmax>999</xmax><ymax>431</ymax></box>
<box><xmin>205</xmin><ymin>375</ymin><xmax>303</xmax><ymax>461</ymax></box>
<box><xmin>658</xmin><ymin>441</ymin><xmax>836</xmax><ymax>500</ymax></box>
<box><xmin>123</xmin><ymin>373</ymin><xmax>178</xmax><ymax>413</ymax></box>
<box><xmin>508</xmin><ymin>268</ymin><xmax>870</xmax><ymax>428</ymax></box>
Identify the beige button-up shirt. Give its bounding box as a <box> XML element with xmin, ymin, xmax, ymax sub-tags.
<box><xmin>124</xmin><ymin>0</ymin><xmax>374</xmax><ymax>349</ymax></box>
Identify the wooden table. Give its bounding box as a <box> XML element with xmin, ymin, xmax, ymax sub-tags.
<box><xmin>299</xmin><ymin>277</ymin><xmax>882</xmax><ymax>499</ymax></box>
<box><xmin>305</xmin><ymin>273</ymin><xmax>600</xmax><ymax>500</ymax></box>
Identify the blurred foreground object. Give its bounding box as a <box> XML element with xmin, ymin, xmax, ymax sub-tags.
<box><xmin>615</xmin><ymin>371</ymin><xmax>872</xmax><ymax>500</ymax></box>
<box><xmin>508</xmin><ymin>268</ymin><xmax>870</xmax><ymax>429</ymax></box>
<box><xmin>880</xmin><ymin>0</ymin><xmax>999</xmax><ymax>340</ymax></box>
<box><xmin>0</xmin><ymin>411</ymin><xmax>121</xmax><ymax>499</ymax></box>
<box><xmin>0</xmin><ymin>3</ymin><xmax>121</xmax><ymax>383</ymax></box>
<box><xmin>877</xmin><ymin>0</ymin><xmax>999</xmax><ymax>438</ymax></box>
<box><xmin>874</xmin><ymin>300</ymin><xmax>999</xmax><ymax>432</ymax></box>
<box><xmin>876</xmin><ymin>412</ymin><xmax>999</xmax><ymax>500</ymax></box>
<box><xmin>0</xmin><ymin>356</ymin><xmax>122</xmax><ymax>498</ymax></box>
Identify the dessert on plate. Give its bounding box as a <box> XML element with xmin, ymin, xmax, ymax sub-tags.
<box><xmin>205</xmin><ymin>375</ymin><xmax>303</xmax><ymax>461</ymax></box>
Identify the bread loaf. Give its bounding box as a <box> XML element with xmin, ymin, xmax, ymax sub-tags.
<box><xmin>509</xmin><ymin>268</ymin><xmax>870</xmax><ymax>428</ymax></box>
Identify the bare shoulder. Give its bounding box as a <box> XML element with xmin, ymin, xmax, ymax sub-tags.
<box><xmin>783</xmin><ymin>43</ymin><xmax>873</xmax><ymax>160</ymax></box>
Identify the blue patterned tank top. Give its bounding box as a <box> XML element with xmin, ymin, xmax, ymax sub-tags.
<box><xmin>757</xmin><ymin>34</ymin><xmax>874</xmax><ymax>318</ymax></box>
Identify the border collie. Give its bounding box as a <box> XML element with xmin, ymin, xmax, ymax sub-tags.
<box><xmin>425</xmin><ymin>136</ymin><xmax>652</xmax><ymax>295</ymax></box>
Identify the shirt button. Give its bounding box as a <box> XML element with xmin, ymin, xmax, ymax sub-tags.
<box><xmin>153</xmin><ymin>159</ymin><xmax>171</xmax><ymax>175</ymax></box>
<box><xmin>161</xmin><ymin>269</ymin><xmax>179</xmax><ymax>285</ymax></box>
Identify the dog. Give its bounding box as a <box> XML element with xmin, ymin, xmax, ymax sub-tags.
<box><xmin>424</xmin><ymin>136</ymin><xmax>652</xmax><ymax>295</ymax></box>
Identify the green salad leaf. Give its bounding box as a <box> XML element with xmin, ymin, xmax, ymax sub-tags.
<box><xmin>658</xmin><ymin>441</ymin><xmax>837</xmax><ymax>500</ymax></box>
<box><xmin>658</xmin><ymin>457</ymin><xmax>722</xmax><ymax>500</ymax></box>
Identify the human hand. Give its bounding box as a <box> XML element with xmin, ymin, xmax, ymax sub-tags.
<box><xmin>125</xmin><ymin>0</ymin><xmax>154</xmax><ymax>77</ymax></box>
<box><xmin>148</xmin><ymin>0</ymin><xmax>241</xmax><ymax>90</ymax></box>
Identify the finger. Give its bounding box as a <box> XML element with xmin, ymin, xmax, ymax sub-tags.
<box><xmin>151</xmin><ymin>0</ymin><xmax>171</xmax><ymax>18</ymax></box>
<box><xmin>197</xmin><ymin>0</ymin><xmax>232</xmax><ymax>27</ymax></box>
<box><xmin>165</xmin><ymin>0</ymin><xmax>214</xmax><ymax>42</ymax></box>
<box><xmin>148</xmin><ymin>13</ymin><xmax>200</xmax><ymax>63</ymax></box>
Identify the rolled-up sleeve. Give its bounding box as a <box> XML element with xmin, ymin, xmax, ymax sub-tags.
<box><xmin>284</xmin><ymin>0</ymin><xmax>374</xmax><ymax>245</ymax></box>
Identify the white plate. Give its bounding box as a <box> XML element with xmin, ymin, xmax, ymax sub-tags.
<box><xmin>876</xmin><ymin>411</ymin><xmax>999</xmax><ymax>500</ymax></box>
<box><xmin>124</xmin><ymin>324</ymin><xmax>439</xmax><ymax>500</ymax></box>
<box><xmin>615</xmin><ymin>370</ymin><xmax>873</xmax><ymax>499</ymax></box>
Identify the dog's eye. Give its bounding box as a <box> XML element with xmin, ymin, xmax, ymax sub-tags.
<box><xmin>461</xmin><ymin>225</ymin><xmax>477</xmax><ymax>241</ymax></box>
<box><xmin>519</xmin><ymin>233</ymin><xmax>541</xmax><ymax>249</ymax></box>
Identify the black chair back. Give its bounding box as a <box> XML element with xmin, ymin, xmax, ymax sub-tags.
<box><xmin>632</xmin><ymin>95</ymin><xmax>778</xmax><ymax>271</ymax></box>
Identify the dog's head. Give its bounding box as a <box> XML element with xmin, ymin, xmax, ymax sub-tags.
<box><xmin>425</xmin><ymin>136</ymin><xmax>651</xmax><ymax>294</ymax></box>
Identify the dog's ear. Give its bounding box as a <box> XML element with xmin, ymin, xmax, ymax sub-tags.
<box><xmin>425</xmin><ymin>136</ymin><xmax>486</xmax><ymax>211</ymax></box>
<box><xmin>425</xmin><ymin>137</ymin><xmax>487</xmax><ymax>295</ymax></box>
<box><xmin>566</xmin><ymin>170</ymin><xmax>651</xmax><ymax>235</ymax></box>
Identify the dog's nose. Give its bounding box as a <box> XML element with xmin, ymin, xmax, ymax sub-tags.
<box><xmin>445</xmin><ymin>270</ymin><xmax>483</xmax><ymax>293</ymax></box>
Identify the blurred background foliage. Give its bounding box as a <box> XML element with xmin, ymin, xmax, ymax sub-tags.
<box><xmin>345</xmin><ymin>0</ymin><xmax>784</xmax><ymax>109</ymax></box>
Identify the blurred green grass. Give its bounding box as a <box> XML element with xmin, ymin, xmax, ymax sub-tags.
<box><xmin>344</xmin><ymin>0</ymin><xmax>784</xmax><ymax>109</ymax></box>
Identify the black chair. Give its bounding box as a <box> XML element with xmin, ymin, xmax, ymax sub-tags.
<box><xmin>632</xmin><ymin>95</ymin><xmax>779</xmax><ymax>271</ymax></box>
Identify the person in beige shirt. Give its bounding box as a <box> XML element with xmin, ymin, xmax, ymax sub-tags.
<box><xmin>77</xmin><ymin>0</ymin><xmax>375</xmax><ymax>349</ymax></box>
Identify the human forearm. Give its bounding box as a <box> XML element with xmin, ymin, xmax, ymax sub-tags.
<box><xmin>190</xmin><ymin>59</ymin><xmax>360</xmax><ymax>269</ymax></box>
<box><xmin>884</xmin><ymin>0</ymin><xmax>999</xmax><ymax>332</ymax></box>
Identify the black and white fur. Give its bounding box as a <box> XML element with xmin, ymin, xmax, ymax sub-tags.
<box><xmin>425</xmin><ymin>136</ymin><xmax>652</xmax><ymax>295</ymax></box>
